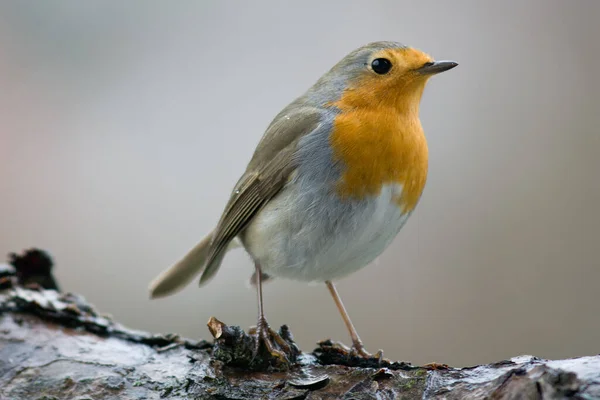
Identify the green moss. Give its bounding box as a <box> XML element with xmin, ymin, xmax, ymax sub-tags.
<box><xmin>401</xmin><ymin>378</ymin><xmax>416</xmax><ymax>390</ymax></box>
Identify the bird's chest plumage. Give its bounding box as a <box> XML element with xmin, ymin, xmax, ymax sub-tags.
<box><xmin>242</xmin><ymin>109</ymin><xmax>428</xmax><ymax>282</ymax></box>
<box><xmin>330</xmin><ymin>108</ymin><xmax>429</xmax><ymax>214</ymax></box>
<box><xmin>243</xmin><ymin>178</ymin><xmax>410</xmax><ymax>282</ymax></box>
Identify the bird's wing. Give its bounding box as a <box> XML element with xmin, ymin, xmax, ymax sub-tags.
<box><xmin>199</xmin><ymin>107</ymin><xmax>322</xmax><ymax>284</ymax></box>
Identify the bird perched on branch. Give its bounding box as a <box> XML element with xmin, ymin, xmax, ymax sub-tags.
<box><xmin>149</xmin><ymin>41</ymin><xmax>457</xmax><ymax>366</ymax></box>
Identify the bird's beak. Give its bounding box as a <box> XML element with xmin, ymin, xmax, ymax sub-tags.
<box><xmin>416</xmin><ymin>60</ymin><xmax>458</xmax><ymax>75</ymax></box>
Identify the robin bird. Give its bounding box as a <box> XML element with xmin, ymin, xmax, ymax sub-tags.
<box><xmin>149</xmin><ymin>41</ymin><xmax>457</xmax><ymax>363</ymax></box>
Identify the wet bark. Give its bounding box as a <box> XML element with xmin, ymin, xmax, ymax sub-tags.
<box><xmin>1</xmin><ymin>251</ymin><xmax>599</xmax><ymax>399</ymax></box>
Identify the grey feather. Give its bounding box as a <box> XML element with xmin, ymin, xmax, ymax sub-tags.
<box><xmin>199</xmin><ymin>108</ymin><xmax>323</xmax><ymax>285</ymax></box>
<box><xmin>148</xmin><ymin>232</ymin><xmax>241</xmax><ymax>298</ymax></box>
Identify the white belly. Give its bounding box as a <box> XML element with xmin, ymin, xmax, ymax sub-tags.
<box><xmin>242</xmin><ymin>183</ymin><xmax>411</xmax><ymax>282</ymax></box>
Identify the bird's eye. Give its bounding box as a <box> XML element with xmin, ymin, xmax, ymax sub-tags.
<box><xmin>371</xmin><ymin>58</ymin><xmax>392</xmax><ymax>74</ymax></box>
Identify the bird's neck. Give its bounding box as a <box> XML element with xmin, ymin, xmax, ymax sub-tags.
<box><xmin>328</xmin><ymin>78</ymin><xmax>428</xmax><ymax>117</ymax></box>
<box><xmin>393</xmin><ymin>81</ymin><xmax>427</xmax><ymax>119</ymax></box>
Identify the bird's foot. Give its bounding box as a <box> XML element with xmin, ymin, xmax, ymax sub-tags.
<box><xmin>350</xmin><ymin>340</ymin><xmax>384</xmax><ymax>363</ymax></box>
<box><xmin>248</xmin><ymin>317</ymin><xmax>293</xmax><ymax>368</ymax></box>
<box><xmin>313</xmin><ymin>339</ymin><xmax>393</xmax><ymax>368</ymax></box>
<box><xmin>208</xmin><ymin>316</ymin><xmax>299</xmax><ymax>371</ymax></box>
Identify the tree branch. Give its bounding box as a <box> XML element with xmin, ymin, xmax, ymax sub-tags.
<box><xmin>1</xmin><ymin>249</ymin><xmax>599</xmax><ymax>399</ymax></box>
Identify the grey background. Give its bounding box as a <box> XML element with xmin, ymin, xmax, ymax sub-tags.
<box><xmin>1</xmin><ymin>1</ymin><xmax>599</xmax><ymax>367</ymax></box>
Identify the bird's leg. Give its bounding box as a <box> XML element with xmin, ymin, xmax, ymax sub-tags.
<box><xmin>251</xmin><ymin>264</ymin><xmax>291</xmax><ymax>363</ymax></box>
<box><xmin>326</xmin><ymin>281</ymin><xmax>383</xmax><ymax>361</ymax></box>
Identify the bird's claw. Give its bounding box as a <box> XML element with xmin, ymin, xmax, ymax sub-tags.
<box><xmin>350</xmin><ymin>341</ymin><xmax>385</xmax><ymax>364</ymax></box>
<box><xmin>250</xmin><ymin>318</ymin><xmax>291</xmax><ymax>366</ymax></box>
<box><xmin>314</xmin><ymin>339</ymin><xmax>390</xmax><ymax>368</ymax></box>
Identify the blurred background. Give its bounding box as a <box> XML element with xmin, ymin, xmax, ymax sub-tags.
<box><xmin>1</xmin><ymin>1</ymin><xmax>599</xmax><ymax>367</ymax></box>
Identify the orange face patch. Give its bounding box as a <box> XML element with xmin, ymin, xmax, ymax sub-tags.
<box><xmin>328</xmin><ymin>47</ymin><xmax>432</xmax><ymax>214</ymax></box>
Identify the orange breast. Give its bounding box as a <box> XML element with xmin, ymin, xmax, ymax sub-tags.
<box><xmin>329</xmin><ymin>107</ymin><xmax>429</xmax><ymax>214</ymax></box>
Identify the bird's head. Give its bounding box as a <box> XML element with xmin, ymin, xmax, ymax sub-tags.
<box><xmin>317</xmin><ymin>41</ymin><xmax>457</xmax><ymax>115</ymax></box>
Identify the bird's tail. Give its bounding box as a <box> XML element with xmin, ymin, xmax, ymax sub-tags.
<box><xmin>148</xmin><ymin>231</ymin><xmax>241</xmax><ymax>299</ymax></box>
